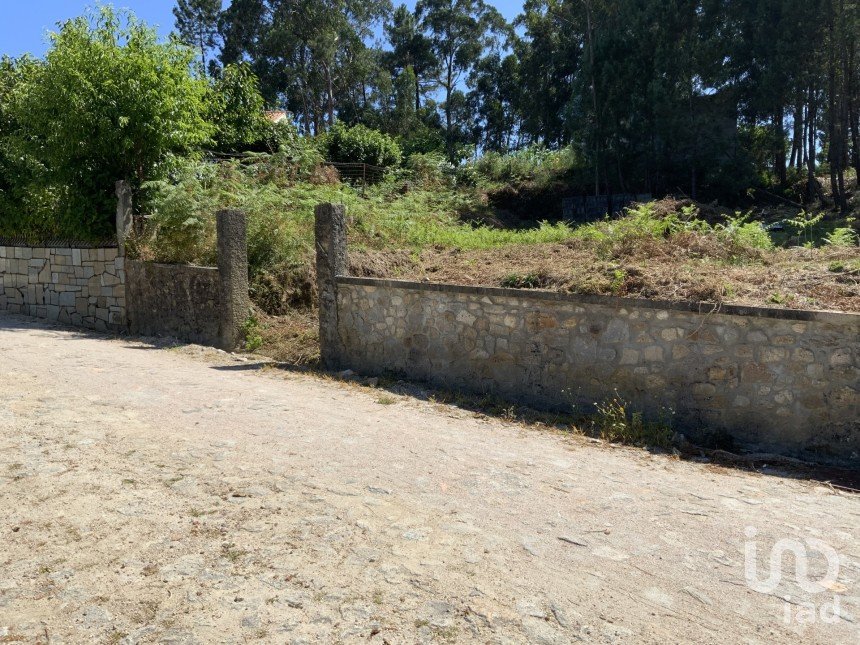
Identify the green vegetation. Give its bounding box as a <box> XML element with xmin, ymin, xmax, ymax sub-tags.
<box><xmin>241</xmin><ymin>314</ymin><xmax>264</xmax><ymax>352</ymax></box>
<box><xmin>322</xmin><ymin>122</ymin><xmax>402</xmax><ymax>168</ymax></box>
<box><xmin>593</xmin><ymin>392</ymin><xmax>674</xmax><ymax>450</ymax></box>
<box><xmin>2</xmin><ymin>7</ymin><xmax>210</xmax><ymax>239</ymax></box>
<box><xmin>130</xmin><ymin>157</ymin><xmax>858</xmax><ymax>324</ymax></box>
<box><xmin>206</xmin><ymin>62</ymin><xmax>291</xmax><ymax>154</ymax></box>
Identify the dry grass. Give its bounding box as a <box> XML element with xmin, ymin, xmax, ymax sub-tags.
<box><xmin>255</xmin><ymin>308</ymin><xmax>320</xmax><ymax>366</ymax></box>
<box><xmin>351</xmin><ymin>241</ymin><xmax>859</xmax><ymax>313</ymax></box>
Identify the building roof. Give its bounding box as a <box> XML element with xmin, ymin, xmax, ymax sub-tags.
<box><xmin>265</xmin><ymin>110</ymin><xmax>288</xmax><ymax>124</ymax></box>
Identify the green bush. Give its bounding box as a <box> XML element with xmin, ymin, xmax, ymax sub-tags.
<box><xmin>593</xmin><ymin>390</ymin><xmax>673</xmax><ymax>449</ymax></box>
<box><xmin>824</xmin><ymin>227</ymin><xmax>859</xmax><ymax>247</ymax></box>
<box><xmin>714</xmin><ymin>212</ymin><xmax>774</xmax><ymax>252</ymax></box>
<box><xmin>0</xmin><ymin>55</ymin><xmax>58</xmax><ymax>240</ymax></box>
<box><xmin>205</xmin><ymin>62</ymin><xmax>302</xmax><ymax>155</ymax></box>
<box><xmin>10</xmin><ymin>6</ymin><xmax>210</xmax><ymax>239</ymax></box>
<box><xmin>471</xmin><ymin>145</ymin><xmax>582</xmax><ymax>186</ymax></box>
<box><xmin>323</xmin><ymin>122</ymin><xmax>401</xmax><ymax>168</ymax></box>
<box><xmin>405</xmin><ymin>152</ymin><xmax>455</xmax><ymax>187</ymax></box>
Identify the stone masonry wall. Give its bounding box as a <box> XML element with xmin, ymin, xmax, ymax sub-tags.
<box><xmin>0</xmin><ymin>245</ymin><xmax>125</xmax><ymax>331</ymax></box>
<box><xmin>126</xmin><ymin>261</ymin><xmax>221</xmax><ymax>346</ymax></box>
<box><xmin>335</xmin><ymin>278</ymin><xmax>860</xmax><ymax>465</ymax></box>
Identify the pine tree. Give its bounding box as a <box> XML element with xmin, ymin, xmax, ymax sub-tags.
<box><xmin>173</xmin><ymin>0</ymin><xmax>222</xmax><ymax>74</ymax></box>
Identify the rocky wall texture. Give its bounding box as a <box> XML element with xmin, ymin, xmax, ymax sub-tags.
<box><xmin>126</xmin><ymin>261</ymin><xmax>221</xmax><ymax>346</ymax></box>
<box><xmin>0</xmin><ymin>246</ymin><xmax>125</xmax><ymax>331</ymax></box>
<box><xmin>335</xmin><ymin>278</ymin><xmax>860</xmax><ymax>465</ymax></box>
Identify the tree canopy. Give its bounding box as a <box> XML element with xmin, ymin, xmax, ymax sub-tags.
<box><xmin>194</xmin><ymin>0</ymin><xmax>858</xmax><ymax>205</ymax></box>
<box><xmin>5</xmin><ymin>6</ymin><xmax>211</xmax><ymax>237</ymax></box>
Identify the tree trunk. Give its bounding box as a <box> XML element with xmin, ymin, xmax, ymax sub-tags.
<box><xmin>584</xmin><ymin>1</ymin><xmax>600</xmax><ymax>197</ymax></box>
<box><xmin>806</xmin><ymin>84</ymin><xmax>824</xmax><ymax>204</ymax></box>
<box><xmin>323</xmin><ymin>62</ymin><xmax>336</xmax><ymax>129</ymax></box>
<box><xmin>200</xmin><ymin>31</ymin><xmax>207</xmax><ymax>76</ymax></box>
<box><xmin>444</xmin><ymin>55</ymin><xmax>454</xmax><ymax>162</ymax></box>
<box><xmin>789</xmin><ymin>98</ymin><xmax>803</xmax><ymax>169</ymax></box>
<box><xmin>826</xmin><ymin>0</ymin><xmax>847</xmax><ymax>211</ymax></box>
<box><xmin>849</xmin><ymin>35</ymin><xmax>860</xmax><ymax>177</ymax></box>
<box><xmin>774</xmin><ymin>110</ymin><xmax>787</xmax><ymax>185</ymax></box>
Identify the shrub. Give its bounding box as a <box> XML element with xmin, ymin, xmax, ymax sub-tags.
<box><xmin>11</xmin><ymin>6</ymin><xmax>210</xmax><ymax>238</ymax></box>
<box><xmin>324</xmin><ymin>122</ymin><xmax>401</xmax><ymax>168</ymax></box>
<box><xmin>785</xmin><ymin>210</ymin><xmax>825</xmax><ymax>246</ymax></box>
<box><xmin>206</xmin><ymin>62</ymin><xmax>271</xmax><ymax>153</ymax></box>
<box><xmin>0</xmin><ymin>55</ymin><xmax>57</xmax><ymax>240</ymax></box>
<box><xmin>713</xmin><ymin>212</ymin><xmax>774</xmax><ymax>252</ymax></box>
<box><xmin>405</xmin><ymin>152</ymin><xmax>455</xmax><ymax>187</ymax></box>
<box><xmin>593</xmin><ymin>391</ymin><xmax>673</xmax><ymax>449</ymax></box>
<box><xmin>471</xmin><ymin>145</ymin><xmax>582</xmax><ymax>186</ymax></box>
<box><xmin>823</xmin><ymin>227</ymin><xmax>859</xmax><ymax>247</ymax></box>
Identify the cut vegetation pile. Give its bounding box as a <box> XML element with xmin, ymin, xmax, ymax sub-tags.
<box><xmin>129</xmin><ymin>156</ymin><xmax>858</xmax><ymax>364</ymax></box>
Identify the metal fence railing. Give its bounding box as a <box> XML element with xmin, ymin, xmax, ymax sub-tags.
<box><xmin>323</xmin><ymin>162</ymin><xmax>387</xmax><ymax>193</ymax></box>
<box><xmin>0</xmin><ymin>236</ymin><xmax>118</xmax><ymax>249</ymax></box>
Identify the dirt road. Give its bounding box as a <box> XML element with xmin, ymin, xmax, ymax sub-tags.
<box><xmin>0</xmin><ymin>312</ymin><xmax>857</xmax><ymax>644</ymax></box>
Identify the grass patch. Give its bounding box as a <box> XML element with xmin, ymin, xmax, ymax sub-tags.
<box><xmin>592</xmin><ymin>392</ymin><xmax>674</xmax><ymax>449</ymax></box>
<box><xmin>375</xmin><ymin>395</ymin><xmax>397</xmax><ymax>405</ymax></box>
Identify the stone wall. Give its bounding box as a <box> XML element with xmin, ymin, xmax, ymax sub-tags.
<box><xmin>126</xmin><ymin>261</ymin><xmax>221</xmax><ymax>345</ymax></box>
<box><xmin>124</xmin><ymin>210</ymin><xmax>249</xmax><ymax>349</ymax></box>
<box><xmin>0</xmin><ymin>245</ymin><xmax>126</xmax><ymax>331</ymax></box>
<box><xmin>334</xmin><ymin>277</ymin><xmax>860</xmax><ymax>465</ymax></box>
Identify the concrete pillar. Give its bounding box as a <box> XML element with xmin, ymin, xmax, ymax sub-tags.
<box><xmin>315</xmin><ymin>203</ymin><xmax>348</xmax><ymax>369</ymax></box>
<box><xmin>115</xmin><ymin>180</ymin><xmax>133</xmax><ymax>256</ymax></box>
<box><xmin>216</xmin><ymin>209</ymin><xmax>250</xmax><ymax>350</ymax></box>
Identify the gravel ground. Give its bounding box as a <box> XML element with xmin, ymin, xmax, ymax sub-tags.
<box><xmin>0</xmin><ymin>312</ymin><xmax>857</xmax><ymax>644</ymax></box>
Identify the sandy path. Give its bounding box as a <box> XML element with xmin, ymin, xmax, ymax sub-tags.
<box><xmin>0</xmin><ymin>312</ymin><xmax>857</xmax><ymax>644</ymax></box>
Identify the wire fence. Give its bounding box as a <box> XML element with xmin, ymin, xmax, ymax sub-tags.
<box><xmin>0</xmin><ymin>236</ymin><xmax>118</xmax><ymax>249</ymax></box>
<box><xmin>323</xmin><ymin>162</ymin><xmax>387</xmax><ymax>193</ymax></box>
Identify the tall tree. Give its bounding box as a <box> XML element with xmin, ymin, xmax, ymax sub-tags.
<box><xmin>219</xmin><ymin>0</ymin><xmax>391</xmax><ymax>133</ymax></box>
<box><xmin>173</xmin><ymin>0</ymin><xmax>222</xmax><ymax>74</ymax></box>
<box><xmin>416</xmin><ymin>0</ymin><xmax>508</xmax><ymax>160</ymax></box>
<box><xmin>385</xmin><ymin>5</ymin><xmax>437</xmax><ymax>110</ymax></box>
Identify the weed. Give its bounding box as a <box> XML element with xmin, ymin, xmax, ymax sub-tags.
<box><xmin>189</xmin><ymin>508</ymin><xmax>215</xmax><ymax>518</ymax></box>
<box><xmin>242</xmin><ymin>314</ymin><xmax>264</xmax><ymax>352</ymax></box>
<box><xmin>500</xmin><ymin>270</ymin><xmax>550</xmax><ymax>289</ymax></box>
<box><xmin>785</xmin><ymin>210</ymin><xmax>825</xmax><ymax>245</ymax></box>
<box><xmin>221</xmin><ymin>543</ymin><xmax>249</xmax><ymax>563</ymax></box>
<box><xmin>593</xmin><ymin>391</ymin><xmax>673</xmax><ymax>449</ymax></box>
<box><xmin>376</xmin><ymin>395</ymin><xmax>397</xmax><ymax>405</ymax></box>
<box><xmin>768</xmin><ymin>292</ymin><xmax>787</xmax><ymax>304</ymax></box>
<box><xmin>824</xmin><ymin>227</ymin><xmax>859</xmax><ymax>247</ymax></box>
<box><xmin>106</xmin><ymin>631</ymin><xmax>128</xmax><ymax>645</ymax></box>
<box><xmin>609</xmin><ymin>269</ymin><xmax>627</xmax><ymax>295</ymax></box>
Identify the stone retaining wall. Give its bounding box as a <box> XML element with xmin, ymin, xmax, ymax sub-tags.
<box><xmin>332</xmin><ymin>277</ymin><xmax>859</xmax><ymax>465</ymax></box>
<box><xmin>0</xmin><ymin>245</ymin><xmax>125</xmax><ymax>331</ymax></box>
<box><xmin>126</xmin><ymin>261</ymin><xmax>221</xmax><ymax>345</ymax></box>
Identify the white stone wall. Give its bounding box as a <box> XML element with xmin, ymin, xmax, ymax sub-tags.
<box><xmin>0</xmin><ymin>246</ymin><xmax>126</xmax><ymax>331</ymax></box>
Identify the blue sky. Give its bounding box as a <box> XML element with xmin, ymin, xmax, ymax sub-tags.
<box><xmin>1</xmin><ymin>1</ymin><xmax>524</xmax><ymax>59</ymax></box>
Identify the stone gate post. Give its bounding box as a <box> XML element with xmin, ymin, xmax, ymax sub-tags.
<box><xmin>216</xmin><ymin>209</ymin><xmax>250</xmax><ymax>350</ymax></box>
<box><xmin>315</xmin><ymin>203</ymin><xmax>348</xmax><ymax>369</ymax></box>
<box><xmin>115</xmin><ymin>180</ymin><xmax>133</xmax><ymax>256</ymax></box>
